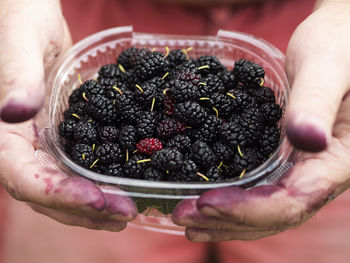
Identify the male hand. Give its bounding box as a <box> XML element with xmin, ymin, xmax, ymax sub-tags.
<box><xmin>172</xmin><ymin>0</ymin><xmax>350</xmax><ymax>241</ymax></box>
<box><xmin>0</xmin><ymin>0</ymin><xmax>137</xmax><ymax>231</ymax></box>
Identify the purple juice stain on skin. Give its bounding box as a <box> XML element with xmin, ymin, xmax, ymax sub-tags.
<box><xmin>104</xmin><ymin>193</ymin><xmax>137</xmax><ymax>221</ymax></box>
<box><xmin>0</xmin><ymin>99</ymin><xmax>40</xmax><ymax>123</ymax></box>
<box><xmin>58</xmin><ymin>176</ymin><xmax>106</xmax><ymax>211</ymax></box>
<box><xmin>34</xmin><ymin>174</ymin><xmax>40</xmax><ymax>179</ymax></box>
<box><xmin>285</xmin><ymin>182</ymin><xmax>337</xmax><ymax>214</ymax></box>
<box><xmin>41</xmin><ymin>168</ymin><xmax>106</xmax><ymax>210</ymax></box>
<box><xmin>197</xmin><ymin>186</ymin><xmax>248</xmax><ymax>213</ymax></box>
<box><xmin>286</xmin><ymin>121</ymin><xmax>327</xmax><ymax>152</ymax></box>
<box><xmin>43</xmin><ymin>178</ymin><xmax>53</xmax><ymax>195</ymax></box>
<box><xmin>172</xmin><ymin>199</ymin><xmax>204</xmax><ymax>225</ymax></box>
<box><xmin>248</xmin><ymin>185</ymin><xmax>284</xmax><ymax>198</ymax></box>
<box><xmin>197</xmin><ymin>186</ymin><xmax>285</xmax><ymax>221</ymax></box>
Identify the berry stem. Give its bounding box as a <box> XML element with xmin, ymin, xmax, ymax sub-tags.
<box><xmin>126</xmin><ymin>149</ymin><xmax>129</xmax><ymax>162</ymax></box>
<box><xmin>239</xmin><ymin>168</ymin><xmax>247</xmax><ymax>178</ymax></box>
<box><xmin>212</xmin><ymin>107</ymin><xmax>219</xmax><ymax>118</ymax></box>
<box><xmin>197</xmin><ymin>172</ymin><xmax>210</xmax><ymax>182</ymax></box>
<box><xmin>197</xmin><ymin>65</ymin><xmax>210</xmax><ymax>70</ymax></box>
<box><xmin>113</xmin><ymin>86</ymin><xmax>123</xmax><ymax>95</ymax></box>
<box><xmin>199</xmin><ymin>97</ymin><xmax>211</xmax><ymax>101</ymax></box>
<box><xmin>90</xmin><ymin>159</ymin><xmax>99</xmax><ymax>169</ymax></box>
<box><xmin>78</xmin><ymin>74</ymin><xmax>83</xmax><ymax>85</ymax></box>
<box><xmin>72</xmin><ymin>113</ymin><xmax>81</xmax><ymax>120</ymax></box>
<box><xmin>217</xmin><ymin>161</ymin><xmax>223</xmax><ymax>169</ymax></box>
<box><xmin>82</xmin><ymin>154</ymin><xmax>86</xmax><ymax>160</ymax></box>
<box><xmin>237</xmin><ymin>145</ymin><xmax>244</xmax><ymax>158</ymax></box>
<box><xmin>118</xmin><ymin>64</ymin><xmax>126</xmax><ymax>74</ymax></box>
<box><xmin>82</xmin><ymin>92</ymin><xmax>89</xmax><ymax>102</ymax></box>
<box><xmin>260</xmin><ymin>78</ymin><xmax>264</xmax><ymax>86</ymax></box>
<box><xmin>150</xmin><ymin>98</ymin><xmax>156</xmax><ymax>112</ymax></box>
<box><xmin>226</xmin><ymin>92</ymin><xmax>237</xmax><ymax>100</ymax></box>
<box><xmin>182</xmin><ymin>46</ymin><xmax>193</xmax><ymax>59</ymax></box>
<box><xmin>136</xmin><ymin>159</ymin><xmax>152</xmax><ymax>164</ymax></box>
<box><xmin>135</xmin><ymin>84</ymin><xmax>144</xmax><ymax>93</ymax></box>
<box><xmin>164</xmin><ymin>46</ymin><xmax>170</xmax><ymax>58</ymax></box>
<box><xmin>162</xmin><ymin>72</ymin><xmax>169</xmax><ymax>80</ymax></box>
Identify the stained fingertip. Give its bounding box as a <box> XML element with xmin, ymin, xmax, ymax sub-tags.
<box><xmin>172</xmin><ymin>199</ymin><xmax>198</xmax><ymax>225</ymax></box>
<box><xmin>286</xmin><ymin>112</ymin><xmax>328</xmax><ymax>152</ymax></box>
<box><xmin>247</xmin><ymin>185</ymin><xmax>284</xmax><ymax>197</ymax></box>
<box><xmin>0</xmin><ymin>81</ymin><xmax>45</xmax><ymax>123</ymax></box>
<box><xmin>58</xmin><ymin>176</ymin><xmax>106</xmax><ymax>211</ymax></box>
<box><xmin>172</xmin><ymin>198</ymin><xmax>217</xmax><ymax>227</ymax></box>
<box><xmin>197</xmin><ymin>186</ymin><xmax>247</xmax><ymax>216</ymax></box>
<box><xmin>0</xmin><ymin>100</ymin><xmax>41</xmax><ymax>123</ymax></box>
<box><xmin>104</xmin><ymin>193</ymin><xmax>138</xmax><ymax>221</ymax></box>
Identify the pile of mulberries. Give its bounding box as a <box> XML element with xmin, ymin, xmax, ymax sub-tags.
<box><xmin>59</xmin><ymin>47</ymin><xmax>282</xmax><ymax>182</ymax></box>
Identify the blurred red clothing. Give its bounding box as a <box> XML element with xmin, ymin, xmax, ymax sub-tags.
<box><xmin>62</xmin><ymin>0</ymin><xmax>314</xmax><ymax>53</ymax></box>
<box><xmin>4</xmin><ymin>1</ymin><xmax>350</xmax><ymax>263</ymax></box>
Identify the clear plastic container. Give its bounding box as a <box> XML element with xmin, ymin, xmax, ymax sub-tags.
<box><xmin>37</xmin><ymin>26</ymin><xmax>293</xmax><ymax>235</ymax></box>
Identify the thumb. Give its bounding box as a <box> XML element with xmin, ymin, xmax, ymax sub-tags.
<box><xmin>285</xmin><ymin>53</ymin><xmax>348</xmax><ymax>152</ymax></box>
<box><xmin>0</xmin><ymin>1</ymin><xmax>64</xmax><ymax>123</ymax></box>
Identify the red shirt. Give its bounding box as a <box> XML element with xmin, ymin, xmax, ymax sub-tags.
<box><xmin>61</xmin><ymin>0</ymin><xmax>314</xmax><ymax>53</ymax></box>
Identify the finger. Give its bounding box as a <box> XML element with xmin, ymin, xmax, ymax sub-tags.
<box><xmin>185</xmin><ymin>228</ymin><xmax>281</xmax><ymax>242</ymax></box>
<box><xmin>196</xmin><ymin>152</ymin><xmax>344</xmax><ymax>228</ymax></box>
<box><xmin>100</xmin><ymin>191</ymin><xmax>138</xmax><ymax>222</ymax></box>
<box><xmin>172</xmin><ymin>199</ymin><xmax>282</xmax><ymax>232</ymax></box>
<box><xmin>285</xmin><ymin>40</ymin><xmax>348</xmax><ymax>152</ymax></box>
<box><xmin>29</xmin><ymin>203</ymin><xmax>127</xmax><ymax>232</ymax></box>
<box><xmin>0</xmin><ymin>132</ymin><xmax>137</xmax><ymax>221</ymax></box>
<box><xmin>0</xmin><ymin>0</ymin><xmax>64</xmax><ymax>122</ymax></box>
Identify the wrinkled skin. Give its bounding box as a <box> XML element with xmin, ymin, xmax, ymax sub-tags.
<box><xmin>0</xmin><ymin>0</ymin><xmax>137</xmax><ymax>231</ymax></box>
<box><xmin>172</xmin><ymin>0</ymin><xmax>350</xmax><ymax>241</ymax></box>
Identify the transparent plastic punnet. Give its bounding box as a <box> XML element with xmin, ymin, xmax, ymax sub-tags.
<box><xmin>37</xmin><ymin>26</ymin><xmax>293</xmax><ymax>235</ymax></box>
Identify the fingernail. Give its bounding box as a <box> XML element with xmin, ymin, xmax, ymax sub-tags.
<box><xmin>172</xmin><ymin>199</ymin><xmax>199</xmax><ymax>225</ymax></box>
<box><xmin>187</xmin><ymin>230</ymin><xmax>212</xmax><ymax>242</ymax></box>
<box><xmin>105</xmin><ymin>193</ymin><xmax>137</xmax><ymax>221</ymax></box>
<box><xmin>0</xmin><ymin>90</ymin><xmax>42</xmax><ymax>123</ymax></box>
<box><xmin>198</xmin><ymin>205</ymin><xmax>222</xmax><ymax>218</ymax></box>
<box><xmin>88</xmin><ymin>197</ymin><xmax>106</xmax><ymax>211</ymax></box>
<box><xmin>286</xmin><ymin>112</ymin><xmax>328</xmax><ymax>152</ymax></box>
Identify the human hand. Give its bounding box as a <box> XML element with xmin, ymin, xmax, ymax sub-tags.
<box><xmin>0</xmin><ymin>0</ymin><xmax>137</xmax><ymax>231</ymax></box>
<box><xmin>172</xmin><ymin>0</ymin><xmax>350</xmax><ymax>241</ymax></box>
